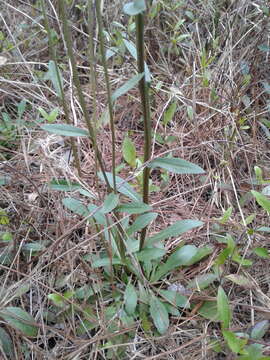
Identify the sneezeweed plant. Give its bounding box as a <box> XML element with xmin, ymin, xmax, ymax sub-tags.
<box><xmin>38</xmin><ymin>0</ymin><xmax>210</xmax><ymax>340</ymax></box>
<box><xmin>38</xmin><ymin>3</ymin><xmax>270</xmax><ymax>359</ymax></box>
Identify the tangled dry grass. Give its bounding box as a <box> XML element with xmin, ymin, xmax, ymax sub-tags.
<box><xmin>0</xmin><ymin>0</ymin><xmax>270</xmax><ymax>359</ymax></box>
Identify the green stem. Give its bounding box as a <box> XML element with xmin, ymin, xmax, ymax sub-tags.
<box><xmin>58</xmin><ymin>0</ymin><xmax>110</xmax><ymax>189</ymax></box>
<box><xmin>136</xmin><ymin>13</ymin><xmax>151</xmax><ymax>250</ymax></box>
<box><xmin>95</xmin><ymin>0</ymin><xmax>117</xmax><ymax>193</ymax></box>
<box><xmin>41</xmin><ymin>0</ymin><xmax>82</xmax><ymax>177</ymax></box>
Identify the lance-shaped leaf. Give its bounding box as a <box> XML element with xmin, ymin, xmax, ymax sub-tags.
<box><xmin>0</xmin><ymin>307</ymin><xmax>38</xmax><ymax>337</ymax></box>
<box><xmin>41</xmin><ymin>124</ymin><xmax>89</xmax><ymax>137</ymax></box>
<box><xmin>217</xmin><ymin>286</ymin><xmax>231</xmax><ymax>329</ymax></box>
<box><xmin>149</xmin><ymin>295</ymin><xmax>169</xmax><ymax>334</ymax></box>
<box><xmin>149</xmin><ymin>157</ymin><xmax>205</xmax><ymax>174</ymax></box>
<box><xmin>112</xmin><ymin>73</ymin><xmax>144</xmax><ymax>101</ymax></box>
<box><xmin>147</xmin><ymin>219</ymin><xmax>203</xmax><ymax>245</ymax></box>
<box><xmin>98</xmin><ymin>172</ymin><xmax>141</xmax><ymax>202</ymax></box>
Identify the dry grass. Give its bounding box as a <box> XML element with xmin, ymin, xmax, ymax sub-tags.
<box><xmin>0</xmin><ymin>0</ymin><xmax>270</xmax><ymax>359</ymax></box>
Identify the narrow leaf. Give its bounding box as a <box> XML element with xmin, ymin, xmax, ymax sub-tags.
<box><xmin>187</xmin><ymin>273</ymin><xmax>218</xmax><ymax>290</ymax></box>
<box><xmin>219</xmin><ymin>207</ymin><xmax>233</xmax><ymax>224</ymax></box>
<box><xmin>92</xmin><ymin>257</ymin><xmax>123</xmax><ymax>268</ymax></box>
<box><xmin>112</xmin><ymin>73</ymin><xmax>144</xmax><ymax>101</ymax></box>
<box><xmin>251</xmin><ymin>320</ymin><xmax>269</xmax><ymax>340</ymax></box>
<box><xmin>124</xmin><ymin>284</ymin><xmax>138</xmax><ymax>315</ymax></box>
<box><xmin>217</xmin><ymin>286</ymin><xmax>231</xmax><ymax>329</ymax></box>
<box><xmin>198</xmin><ymin>301</ymin><xmax>219</xmax><ymax>321</ymax></box>
<box><xmin>149</xmin><ymin>157</ymin><xmax>205</xmax><ymax>174</ymax></box>
<box><xmin>0</xmin><ymin>327</ymin><xmax>14</xmax><ymax>357</ymax></box>
<box><xmin>41</xmin><ymin>124</ymin><xmax>89</xmax><ymax>137</ymax></box>
<box><xmin>122</xmin><ymin>136</ymin><xmax>137</xmax><ymax>168</ymax></box>
<box><xmin>46</xmin><ymin>60</ymin><xmax>63</xmax><ymax>97</ymax></box>
<box><xmin>98</xmin><ymin>172</ymin><xmax>141</xmax><ymax>202</ymax></box>
<box><xmin>159</xmin><ymin>289</ymin><xmax>190</xmax><ymax>308</ymax></box>
<box><xmin>166</xmin><ymin>245</ymin><xmax>198</xmax><ymax>268</ymax></box>
<box><xmin>0</xmin><ymin>307</ymin><xmax>38</xmax><ymax>337</ymax></box>
<box><xmin>136</xmin><ymin>248</ymin><xmax>166</xmax><ymax>262</ymax></box>
<box><xmin>152</xmin><ymin>245</ymin><xmax>198</xmax><ymax>281</ymax></box>
<box><xmin>147</xmin><ymin>219</ymin><xmax>203</xmax><ymax>245</ymax></box>
<box><xmin>49</xmin><ymin>179</ymin><xmax>81</xmax><ymax>191</ymax></box>
<box><xmin>127</xmin><ymin>212</ymin><xmax>158</xmax><ymax>236</ymax></box>
<box><xmin>223</xmin><ymin>330</ymin><xmax>247</xmax><ymax>354</ymax></box>
<box><xmin>123</xmin><ymin>39</ymin><xmax>151</xmax><ymax>82</ymax></box>
<box><xmin>102</xmin><ymin>193</ymin><xmax>119</xmax><ymax>214</ymax></box>
<box><xmin>253</xmin><ymin>247</ymin><xmax>270</xmax><ymax>258</ymax></box>
<box><xmin>62</xmin><ymin>198</ymin><xmax>89</xmax><ymax>216</ymax></box>
<box><xmin>163</xmin><ymin>101</ymin><xmax>177</xmax><ymax>126</ymax></box>
<box><xmin>184</xmin><ymin>245</ymin><xmax>212</xmax><ymax>266</ymax></box>
<box><xmin>225</xmin><ymin>274</ymin><xmax>252</xmax><ymax>287</ymax></box>
<box><xmin>251</xmin><ymin>190</ymin><xmax>270</xmax><ymax>213</ymax></box>
<box><xmin>149</xmin><ymin>296</ymin><xmax>169</xmax><ymax>334</ymax></box>
<box><xmin>116</xmin><ymin>201</ymin><xmax>152</xmax><ymax>214</ymax></box>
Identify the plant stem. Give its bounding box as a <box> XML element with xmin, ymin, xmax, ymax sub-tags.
<box><xmin>136</xmin><ymin>13</ymin><xmax>152</xmax><ymax>250</ymax></box>
<box><xmin>58</xmin><ymin>0</ymin><xmax>110</xmax><ymax>189</ymax></box>
<box><xmin>41</xmin><ymin>0</ymin><xmax>82</xmax><ymax>177</ymax></box>
<box><xmin>95</xmin><ymin>0</ymin><xmax>117</xmax><ymax>193</ymax></box>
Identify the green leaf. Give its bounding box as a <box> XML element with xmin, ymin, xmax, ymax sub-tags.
<box><xmin>116</xmin><ymin>201</ymin><xmax>152</xmax><ymax>214</ymax></box>
<box><xmin>217</xmin><ymin>286</ymin><xmax>231</xmax><ymax>329</ymax></box>
<box><xmin>41</xmin><ymin>124</ymin><xmax>89</xmax><ymax>137</ymax></box>
<box><xmin>122</xmin><ymin>39</ymin><xmax>151</xmax><ymax>82</ymax></box>
<box><xmin>79</xmin><ymin>188</ymin><xmax>97</xmax><ymax>199</ymax></box>
<box><xmin>253</xmin><ymin>247</ymin><xmax>270</xmax><ymax>258</ymax></box>
<box><xmin>112</xmin><ymin>73</ymin><xmax>144</xmax><ymax>101</ymax></box>
<box><xmin>251</xmin><ymin>320</ymin><xmax>269</xmax><ymax>340</ymax></box>
<box><xmin>0</xmin><ymin>178</ymin><xmax>6</xmax><ymax>186</ymax></box>
<box><xmin>49</xmin><ymin>179</ymin><xmax>82</xmax><ymax>191</ymax></box>
<box><xmin>149</xmin><ymin>157</ymin><xmax>205</xmax><ymax>174</ymax></box>
<box><xmin>124</xmin><ymin>284</ymin><xmax>138</xmax><ymax>315</ymax></box>
<box><xmin>222</xmin><ymin>330</ymin><xmax>247</xmax><ymax>354</ymax></box>
<box><xmin>123</xmin><ymin>0</ymin><xmax>146</xmax><ymax>16</ymax></box>
<box><xmin>45</xmin><ymin>60</ymin><xmax>63</xmax><ymax>98</ymax></box>
<box><xmin>164</xmin><ymin>303</ymin><xmax>180</xmax><ymax>316</ymax></box>
<box><xmin>225</xmin><ymin>274</ymin><xmax>251</xmax><ymax>287</ymax></box>
<box><xmin>22</xmin><ymin>243</ymin><xmax>46</xmax><ymax>252</ymax></box>
<box><xmin>198</xmin><ymin>301</ymin><xmax>219</xmax><ymax>321</ymax></box>
<box><xmin>101</xmin><ymin>193</ymin><xmax>119</xmax><ymax>214</ymax></box>
<box><xmin>219</xmin><ymin>207</ymin><xmax>233</xmax><ymax>224</ymax></box>
<box><xmin>232</xmin><ymin>253</ymin><xmax>253</xmax><ymax>266</ymax></box>
<box><xmin>237</xmin><ymin>344</ymin><xmax>264</xmax><ymax>360</ymax></box>
<box><xmin>251</xmin><ymin>190</ymin><xmax>270</xmax><ymax>213</ymax></box>
<box><xmin>147</xmin><ymin>219</ymin><xmax>203</xmax><ymax>245</ymax></box>
<box><xmin>166</xmin><ymin>245</ymin><xmax>198</xmax><ymax>268</ymax></box>
<box><xmin>62</xmin><ymin>197</ymin><xmax>89</xmax><ymax>216</ymax></box>
<box><xmin>152</xmin><ymin>245</ymin><xmax>198</xmax><ymax>281</ymax></box>
<box><xmin>256</xmin><ymin>226</ymin><xmax>270</xmax><ymax>232</ymax></box>
<box><xmin>122</xmin><ymin>136</ymin><xmax>137</xmax><ymax>168</ymax></box>
<box><xmin>48</xmin><ymin>294</ymin><xmax>66</xmax><ymax>308</ymax></box>
<box><xmin>87</xmin><ymin>204</ymin><xmax>106</xmax><ymax>225</ymax></box>
<box><xmin>98</xmin><ymin>172</ymin><xmax>141</xmax><ymax>202</ymax></box>
<box><xmin>149</xmin><ymin>296</ymin><xmax>169</xmax><ymax>334</ymax></box>
<box><xmin>126</xmin><ymin>212</ymin><xmax>158</xmax><ymax>236</ymax></box>
<box><xmin>92</xmin><ymin>257</ymin><xmax>123</xmax><ymax>268</ymax></box>
<box><xmin>187</xmin><ymin>273</ymin><xmax>218</xmax><ymax>290</ymax></box>
<box><xmin>163</xmin><ymin>101</ymin><xmax>177</xmax><ymax>126</ymax></box>
<box><xmin>258</xmin><ymin>44</ymin><xmax>270</xmax><ymax>52</ymax></box>
<box><xmin>0</xmin><ymin>327</ymin><xmax>14</xmax><ymax>357</ymax></box>
<box><xmin>184</xmin><ymin>245</ymin><xmax>212</xmax><ymax>266</ymax></box>
<box><xmin>0</xmin><ymin>307</ymin><xmax>38</xmax><ymax>337</ymax></box>
<box><xmin>159</xmin><ymin>289</ymin><xmax>190</xmax><ymax>308</ymax></box>
<box><xmin>136</xmin><ymin>248</ymin><xmax>166</xmax><ymax>262</ymax></box>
